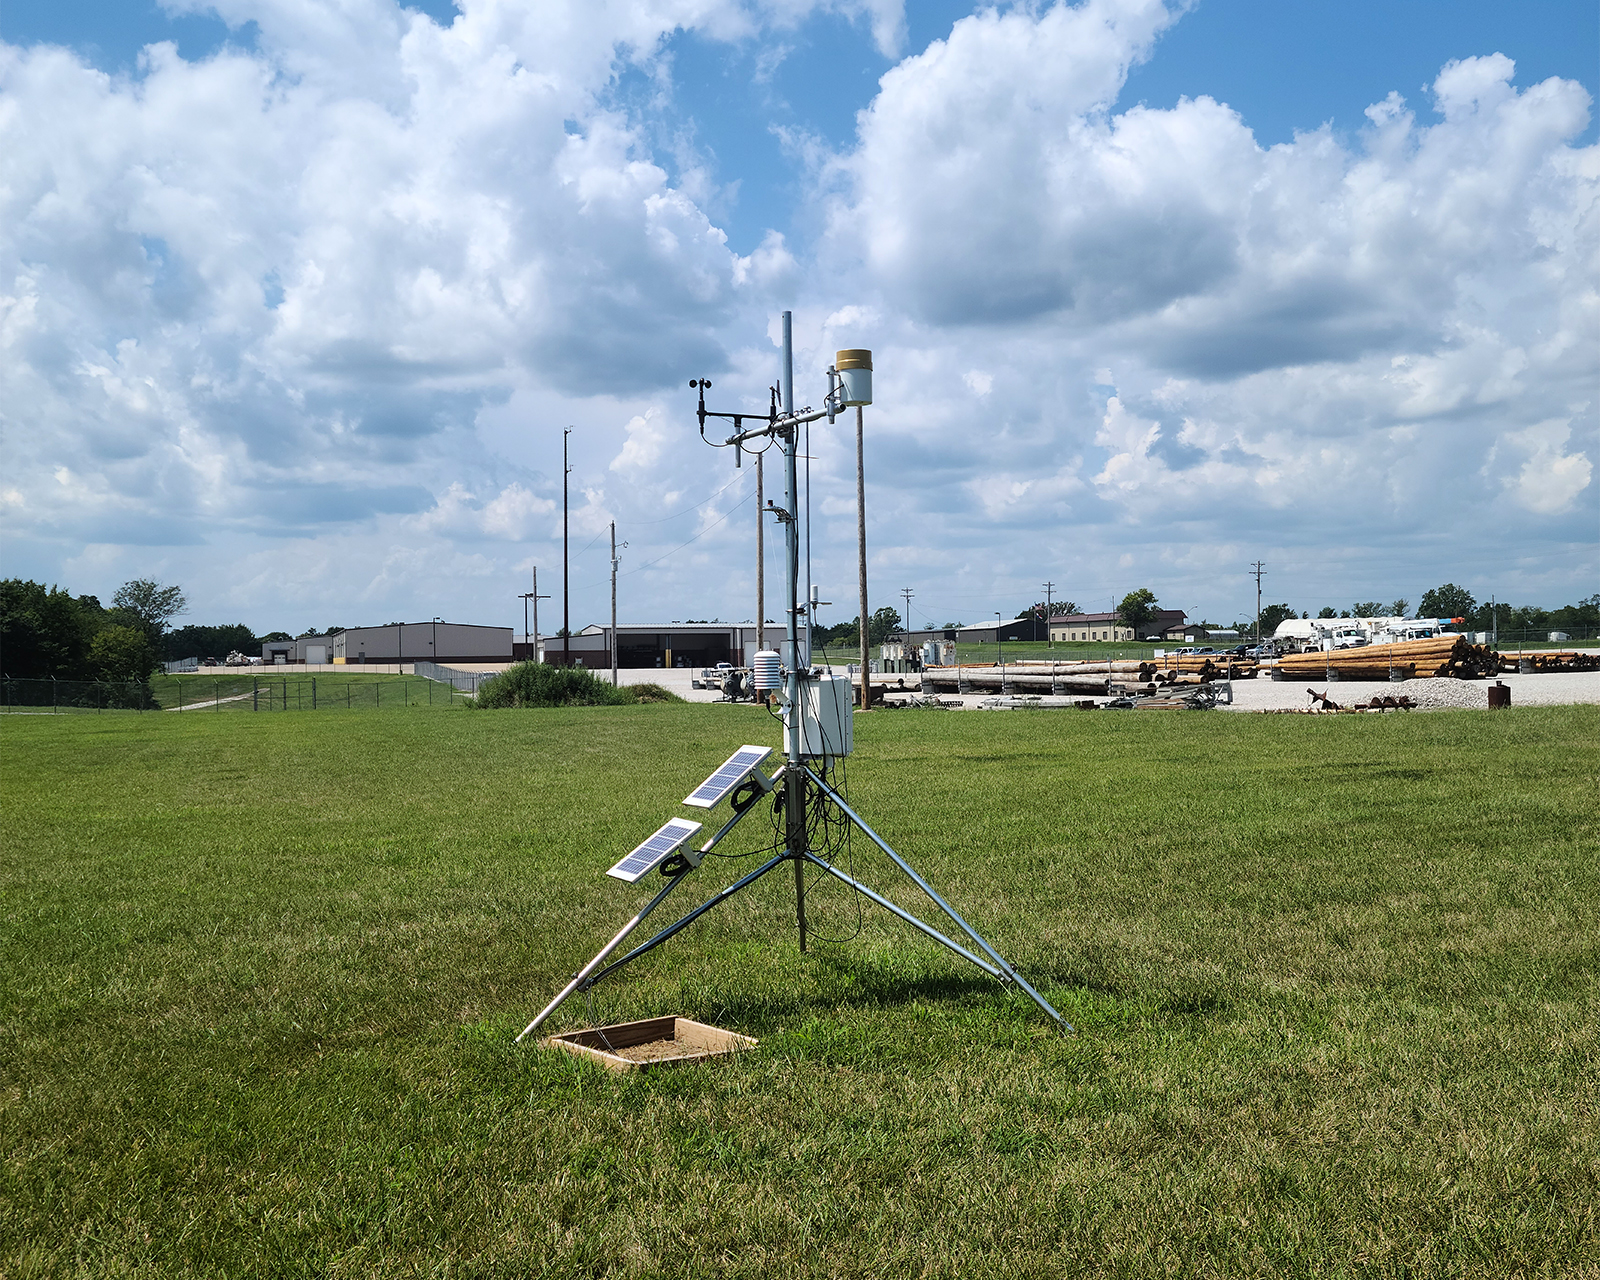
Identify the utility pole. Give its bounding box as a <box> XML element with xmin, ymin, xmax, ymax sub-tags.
<box><xmin>609</xmin><ymin>522</ymin><xmax>626</xmax><ymax>687</ymax></box>
<box><xmin>901</xmin><ymin>587</ymin><xmax>914</xmax><ymax>635</ymax></box>
<box><xmin>563</xmin><ymin>428</ymin><xmax>572</xmax><ymax>666</ymax></box>
<box><xmin>855</xmin><ymin>405</ymin><xmax>870</xmax><ymax>710</ymax></box>
<box><xmin>1250</xmin><ymin>560</ymin><xmax>1265</xmax><ymax>643</ymax></box>
<box><xmin>1043</xmin><ymin>580</ymin><xmax>1055</xmax><ymax>646</ymax></box>
<box><xmin>757</xmin><ymin>450</ymin><xmax>766</xmax><ymax>657</ymax></box>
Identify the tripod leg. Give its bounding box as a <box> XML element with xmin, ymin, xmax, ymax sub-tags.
<box><xmin>517</xmin><ymin>868</ymin><xmax>692</xmax><ymax>1042</ymax></box>
<box><xmin>802</xmin><ymin>853</ymin><xmax>1000</xmax><ymax>977</ymax></box>
<box><xmin>805</xmin><ymin>766</ymin><xmax>1070</xmax><ymax>1029</ymax></box>
<box><xmin>584</xmin><ymin>852</ymin><xmax>790</xmax><ymax>987</ymax></box>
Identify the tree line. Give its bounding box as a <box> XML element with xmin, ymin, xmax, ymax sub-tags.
<box><xmin>0</xmin><ymin>578</ymin><xmax>301</xmax><ymax>681</ymax></box>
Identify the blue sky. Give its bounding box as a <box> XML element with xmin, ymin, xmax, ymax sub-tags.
<box><xmin>1</xmin><ymin>1</ymin><xmax>1595</xmax><ymax>634</ymax></box>
<box><xmin>8</xmin><ymin>1</ymin><xmax>1592</xmax><ymax>256</ymax></box>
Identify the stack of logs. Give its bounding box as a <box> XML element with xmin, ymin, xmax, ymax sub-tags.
<box><xmin>1500</xmin><ymin>650</ymin><xmax>1599</xmax><ymax>673</ymax></box>
<box><xmin>922</xmin><ymin>656</ymin><xmax>1254</xmax><ymax>695</ymax></box>
<box><xmin>1271</xmin><ymin>634</ymin><xmax>1501</xmax><ymax>681</ymax></box>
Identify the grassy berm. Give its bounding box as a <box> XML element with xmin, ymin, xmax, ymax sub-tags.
<box><xmin>2</xmin><ymin>703</ymin><xmax>1596</xmax><ymax>1277</ymax></box>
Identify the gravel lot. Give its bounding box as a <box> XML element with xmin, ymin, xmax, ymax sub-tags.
<box><xmin>882</xmin><ymin>670</ymin><xmax>1600</xmax><ymax>713</ymax></box>
<box><xmin>1224</xmin><ymin>670</ymin><xmax>1600</xmax><ymax>712</ymax></box>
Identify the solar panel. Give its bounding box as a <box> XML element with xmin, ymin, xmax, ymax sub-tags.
<box><xmin>683</xmin><ymin>745</ymin><xmax>774</xmax><ymax>809</ymax></box>
<box><xmin>606</xmin><ymin>817</ymin><xmax>703</xmax><ymax>883</ymax></box>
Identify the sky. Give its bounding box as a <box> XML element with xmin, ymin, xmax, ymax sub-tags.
<box><xmin>1</xmin><ymin>0</ymin><xmax>1595</xmax><ymax>638</ymax></box>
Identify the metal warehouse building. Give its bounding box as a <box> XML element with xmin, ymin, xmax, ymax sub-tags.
<box><xmin>544</xmin><ymin>622</ymin><xmax>806</xmax><ymax>670</ymax></box>
<box><xmin>331</xmin><ymin>622</ymin><xmax>512</xmax><ymax>665</ymax></box>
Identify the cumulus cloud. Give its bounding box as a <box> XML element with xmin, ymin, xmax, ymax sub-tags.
<box><xmin>815</xmin><ymin>5</ymin><xmax>1595</xmax><ymax>613</ymax></box>
<box><xmin>1</xmin><ymin>0</ymin><xmax>1593</xmax><ymax>629</ymax></box>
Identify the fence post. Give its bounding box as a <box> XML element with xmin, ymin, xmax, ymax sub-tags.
<box><xmin>376</xmin><ymin>681</ymin><xmax>381</xmax><ymax>709</ymax></box>
<box><xmin>282</xmin><ymin>677</ymin><xmax>287</xmax><ymax>709</ymax></box>
<box><xmin>253</xmin><ymin>678</ymin><xmax>258</xmax><ymax>712</ymax></box>
<box><xmin>215</xmin><ymin>678</ymin><xmax>220</xmax><ymax>711</ymax></box>
<box><xmin>312</xmin><ymin>677</ymin><xmax>317</xmax><ymax>710</ymax></box>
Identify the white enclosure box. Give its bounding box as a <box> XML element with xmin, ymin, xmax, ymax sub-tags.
<box><xmin>784</xmin><ymin>674</ymin><xmax>854</xmax><ymax>759</ymax></box>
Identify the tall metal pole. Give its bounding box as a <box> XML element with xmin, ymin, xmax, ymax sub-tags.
<box><xmin>781</xmin><ymin>310</ymin><xmax>807</xmax><ymax>952</ymax></box>
<box><xmin>1043</xmin><ymin>581</ymin><xmax>1055</xmax><ymax>647</ymax></box>
<box><xmin>563</xmin><ymin>429</ymin><xmax>572</xmax><ymax>666</ymax></box>
<box><xmin>610</xmin><ymin>521</ymin><xmax>619</xmax><ymax>687</ymax></box>
<box><xmin>757</xmin><ymin>451</ymin><xmax>765</xmax><ymax>656</ymax></box>
<box><xmin>855</xmin><ymin>404</ymin><xmax>870</xmax><ymax>709</ymax></box>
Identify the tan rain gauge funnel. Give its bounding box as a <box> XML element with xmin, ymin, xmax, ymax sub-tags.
<box><xmin>516</xmin><ymin>313</ymin><xmax>1070</xmax><ymax>1053</ymax></box>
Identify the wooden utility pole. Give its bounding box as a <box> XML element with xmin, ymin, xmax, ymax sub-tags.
<box><xmin>1250</xmin><ymin>560</ymin><xmax>1265</xmax><ymax>643</ymax></box>
<box><xmin>563</xmin><ymin>429</ymin><xmax>572</xmax><ymax>666</ymax></box>
<box><xmin>855</xmin><ymin>405</ymin><xmax>871</xmax><ymax>709</ymax></box>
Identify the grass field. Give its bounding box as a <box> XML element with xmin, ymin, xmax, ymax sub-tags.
<box><xmin>3</xmin><ymin>703</ymin><xmax>1597</xmax><ymax>1276</ymax></box>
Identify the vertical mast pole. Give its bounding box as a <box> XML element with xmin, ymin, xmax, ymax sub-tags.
<box><xmin>856</xmin><ymin>404</ymin><xmax>870</xmax><ymax>709</ymax></box>
<box><xmin>781</xmin><ymin>310</ymin><xmax>807</xmax><ymax>952</ymax></box>
<box><xmin>532</xmin><ymin>567</ymin><xmax>540</xmax><ymax>664</ymax></box>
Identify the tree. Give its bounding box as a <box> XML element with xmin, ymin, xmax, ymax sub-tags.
<box><xmin>868</xmin><ymin>606</ymin><xmax>902</xmax><ymax>646</ymax></box>
<box><xmin>260</xmin><ymin>631</ymin><xmax>293</xmax><ymax>643</ymax></box>
<box><xmin>1258</xmin><ymin>603</ymin><xmax>1298</xmax><ymax>638</ymax></box>
<box><xmin>1351</xmin><ymin>601</ymin><xmax>1384</xmax><ymax>617</ymax></box>
<box><xmin>89</xmin><ymin>624</ymin><xmax>157</xmax><ymax>681</ymax></box>
<box><xmin>1387</xmin><ymin>598</ymin><xmax>1410</xmax><ymax>618</ymax></box>
<box><xmin>1418</xmin><ymin>583</ymin><xmax>1475</xmax><ymax>619</ymax></box>
<box><xmin>112</xmin><ymin>579</ymin><xmax>187</xmax><ymax>643</ymax></box>
<box><xmin>0</xmin><ymin>579</ymin><xmax>104</xmax><ymax>679</ymax></box>
<box><xmin>1116</xmin><ymin>588</ymin><xmax>1158</xmax><ymax>636</ymax></box>
<box><xmin>1018</xmin><ymin>602</ymin><xmax>1050</xmax><ymax>621</ymax></box>
<box><xmin>1316</xmin><ymin>606</ymin><xmax>1337</xmax><ymax>619</ymax></box>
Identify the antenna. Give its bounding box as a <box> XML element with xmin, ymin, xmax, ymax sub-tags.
<box><xmin>517</xmin><ymin>315</ymin><xmax>1069</xmax><ymax>1044</ymax></box>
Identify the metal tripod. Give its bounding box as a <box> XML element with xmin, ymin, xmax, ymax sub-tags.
<box><xmin>516</xmin><ymin>312</ymin><xmax>1069</xmax><ymax>1043</ymax></box>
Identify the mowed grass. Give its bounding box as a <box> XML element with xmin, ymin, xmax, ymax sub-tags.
<box><xmin>2</xmin><ymin>703</ymin><xmax>1597</xmax><ymax>1277</ymax></box>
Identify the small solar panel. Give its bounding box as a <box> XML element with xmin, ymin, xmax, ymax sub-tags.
<box><xmin>606</xmin><ymin>817</ymin><xmax>703</xmax><ymax>883</ymax></box>
<box><xmin>683</xmin><ymin>745</ymin><xmax>773</xmax><ymax>809</ymax></box>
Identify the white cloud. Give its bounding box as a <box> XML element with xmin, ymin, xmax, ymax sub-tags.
<box><xmin>1502</xmin><ymin>420</ymin><xmax>1593</xmax><ymax>514</ymax></box>
<box><xmin>1</xmin><ymin>0</ymin><xmax>1593</xmax><ymax>631</ymax></box>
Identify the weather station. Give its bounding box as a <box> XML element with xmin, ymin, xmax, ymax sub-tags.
<box><xmin>520</xmin><ymin>312</ymin><xmax>1068</xmax><ymax>1058</ymax></box>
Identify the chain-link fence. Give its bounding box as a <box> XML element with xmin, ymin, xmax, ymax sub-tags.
<box><xmin>2</xmin><ymin>675</ymin><xmax>470</xmax><ymax>713</ymax></box>
<box><xmin>1</xmin><ymin>678</ymin><xmax>157</xmax><ymax>711</ymax></box>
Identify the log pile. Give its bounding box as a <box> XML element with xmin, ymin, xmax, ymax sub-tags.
<box><xmin>1007</xmin><ymin>656</ymin><xmax>1259</xmax><ymax>683</ymax></box>
<box><xmin>1499</xmin><ymin>650</ymin><xmax>1600</xmax><ymax>673</ymax></box>
<box><xmin>1270</xmin><ymin>635</ymin><xmax>1500</xmax><ymax>681</ymax></box>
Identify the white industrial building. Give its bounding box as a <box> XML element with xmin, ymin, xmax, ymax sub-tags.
<box><xmin>261</xmin><ymin>623</ymin><xmax>513</xmax><ymax>665</ymax></box>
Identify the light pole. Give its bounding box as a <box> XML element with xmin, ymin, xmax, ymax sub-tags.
<box><xmin>1043</xmin><ymin>580</ymin><xmax>1055</xmax><ymax>647</ymax></box>
<box><xmin>995</xmin><ymin>611</ymin><xmax>1003</xmax><ymax>665</ymax></box>
<box><xmin>432</xmin><ymin>616</ymin><xmax>441</xmax><ymax>662</ymax></box>
<box><xmin>563</xmin><ymin>429</ymin><xmax>572</xmax><ymax>667</ymax></box>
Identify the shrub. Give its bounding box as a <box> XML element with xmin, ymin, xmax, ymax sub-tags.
<box><xmin>465</xmin><ymin>663</ymin><xmax>681</xmax><ymax>709</ymax></box>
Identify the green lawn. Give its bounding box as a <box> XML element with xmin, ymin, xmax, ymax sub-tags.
<box><xmin>2</xmin><ymin>704</ymin><xmax>1597</xmax><ymax>1276</ymax></box>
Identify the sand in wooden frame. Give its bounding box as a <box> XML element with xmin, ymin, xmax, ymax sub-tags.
<box><xmin>544</xmin><ymin>1016</ymin><xmax>758</xmax><ymax>1073</ymax></box>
